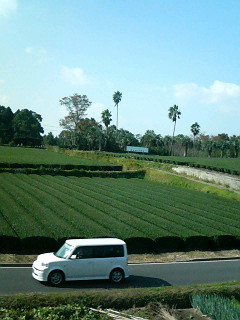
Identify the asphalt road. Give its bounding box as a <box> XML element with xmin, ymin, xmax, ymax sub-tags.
<box><xmin>0</xmin><ymin>260</ymin><xmax>239</xmax><ymax>295</ymax></box>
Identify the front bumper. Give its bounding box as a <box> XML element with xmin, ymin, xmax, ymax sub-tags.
<box><xmin>32</xmin><ymin>262</ymin><xmax>49</xmax><ymax>282</ymax></box>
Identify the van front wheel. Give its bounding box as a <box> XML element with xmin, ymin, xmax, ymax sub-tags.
<box><xmin>48</xmin><ymin>270</ymin><xmax>65</xmax><ymax>286</ymax></box>
<box><xmin>110</xmin><ymin>268</ymin><xmax>124</xmax><ymax>283</ymax></box>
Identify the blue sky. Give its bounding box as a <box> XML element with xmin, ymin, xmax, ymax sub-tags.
<box><xmin>1</xmin><ymin>0</ymin><xmax>240</xmax><ymax>137</ymax></box>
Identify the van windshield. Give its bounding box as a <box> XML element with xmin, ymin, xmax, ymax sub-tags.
<box><xmin>55</xmin><ymin>243</ymin><xmax>73</xmax><ymax>259</ymax></box>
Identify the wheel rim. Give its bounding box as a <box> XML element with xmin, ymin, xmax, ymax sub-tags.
<box><xmin>111</xmin><ymin>270</ymin><xmax>123</xmax><ymax>282</ymax></box>
<box><xmin>50</xmin><ymin>272</ymin><xmax>63</xmax><ymax>285</ymax></box>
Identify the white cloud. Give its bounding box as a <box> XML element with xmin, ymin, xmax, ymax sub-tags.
<box><xmin>25</xmin><ymin>46</ymin><xmax>48</xmax><ymax>64</ymax></box>
<box><xmin>106</xmin><ymin>81</ymin><xmax>114</xmax><ymax>89</ymax></box>
<box><xmin>0</xmin><ymin>0</ymin><xmax>17</xmax><ymax>17</ymax></box>
<box><xmin>39</xmin><ymin>48</ymin><xmax>47</xmax><ymax>56</ymax></box>
<box><xmin>174</xmin><ymin>80</ymin><xmax>240</xmax><ymax>112</ymax></box>
<box><xmin>0</xmin><ymin>80</ymin><xmax>7</xmax><ymax>104</ymax></box>
<box><xmin>87</xmin><ymin>102</ymin><xmax>105</xmax><ymax>122</ymax></box>
<box><xmin>61</xmin><ymin>66</ymin><xmax>91</xmax><ymax>86</ymax></box>
<box><xmin>37</xmin><ymin>49</ymin><xmax>47</xmax><ymax>64</ymax></box>
<box><xmin>25</xmin><ymin>47</ymin><xmax>33</xmax><ymax>54</ymax></box>
<box><xmin>0</xmin><ymin>95</ymin><xmax>7</xmax><ymax>104</ymax></box>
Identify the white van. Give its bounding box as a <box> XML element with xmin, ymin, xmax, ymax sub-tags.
<box><xmin>32</xmin><ymin>238</ymin><xmax>129</xmax><ymax>285</ymax></box>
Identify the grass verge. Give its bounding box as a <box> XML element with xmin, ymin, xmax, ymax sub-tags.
<box><xmin>0</xmin><ymin>282</ymin><xmax>239</xmax><ymax>310</ymax></box>
<box><xmin>1</xmin><ymin>250</ymin><xmax>240</xmax><ymax>264</ymax></box>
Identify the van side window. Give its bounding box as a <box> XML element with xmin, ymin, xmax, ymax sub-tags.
<box><xmin>72</xmin><ymin>245</ymin><xmax>124</xmax><ymax>259</ymax></box>
<box><xmin>94</xmin><ymin>245</ymin><xmax>124</xmax><ymax>258</ymax></box>
<box><xmin>73</xmin><ymin>247</ymin><xmax>94</xmax><ymax>259</ymax></box>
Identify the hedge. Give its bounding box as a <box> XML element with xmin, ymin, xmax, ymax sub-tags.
<box><xmin>0</xmin><ymin>282</ymin><xmax>239</xmax><ymax>310</ymax></box>
<box><xmin>0</xmin><ymin>162</ymin><xmax>122</xmax><ymax>171</ymax></box>
<box><xmin>0</xmin><ymin>168</ymin><xmax>146</xmax><ymax>178</ymax></box>
<box><xmin>0</xmin><ymin>235</ymin><xmax>239</xmax><ymax>254</ymax></box>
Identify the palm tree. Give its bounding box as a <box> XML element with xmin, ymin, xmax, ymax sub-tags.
<box><xmin>177</xmin><ymin>134</ymin><xmax>193</xmax><ymax>157</ymax></box>
<box><xmin>113</xmin><ymin>91</ymin><xmax>122</xmax><ymax>129</ymax></box>
<box><xmin>204</xmin><ymin>140</ymin><xmax>216</xmax><ymax>157</ymax></box>
<box><xmin>230</xmin><ymin>136</ymin><xmax>239</xmax><ymax>158</ymax></box>
<box><xmin>217</xmin><ymin>140</ymin><xmax>230</xmax><ymax>158</ymax></box>
<box><xmin>168</xmin><ymin>104</ymin><xmax>181</xmax><ymax>156</ymax></box>
<box><xmin>101</xmin><ymin>109</ymin><xmax>112</xmax><ymax>151</ymax></box>
<box><xmin>101</xmin><ymin>109</ymin><xmax>112</xmax><ymax>134</ymax></box>
<box><xmin>191</xmin><ymin>122</ymin><xmax>200</xmax><ymax>144</ymax></box>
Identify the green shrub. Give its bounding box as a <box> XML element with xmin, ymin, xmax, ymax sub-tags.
<box><xmin>213</xmin><ymin>235</ymin><xmax>240</xmax><ymax>250</ymax></box>
<box><xmin>21</xmin><ymin>237</ymin><xmax>58</xmax><ymax>253</ymax></box>
<box><xmin>191</xmin><ymin>294</ymin><xmax>240</xmax><ymax>320</ymax></box>
<box><xmin>155</xmin><ymin>236</ymin><xmax>184</xmax><ymax>252</ymax></box>
<box><xmin>0</xmin><ymin>236</ymin><xmax>22</xmax><ymax>252</ymax></box>
<box><xmin>0</xmin><ymin>168</ymin><xmax>145</xmax><ymax>178</ymax></box>
<box><xmin>125</xmin><ymin>237</ymin><xmax>156</xmax><ymax>253</ymax></box>
<box><xmin>1</xmin><ymin>234</ymin><xmax>240</xmax><ymax>255</ymax></box>
<box><xmin>0</xmin><ymin>304</ymin><xmax>110</xmax><ymax>320</ymax></box>
<box><xmin>184</xmin><ymin>236</ymin><xmax>215</xmax><ymax>251</ymax></box>
<box><xmin>0</xmin><ymin>162</ymin><xmax>123</xmax><ymax>171</ymax></box>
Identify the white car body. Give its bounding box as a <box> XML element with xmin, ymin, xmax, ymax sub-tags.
<box><xmin>32</xmin><ymin>238</ymin><xmax>129</xmax><ymax>284</ymax></box>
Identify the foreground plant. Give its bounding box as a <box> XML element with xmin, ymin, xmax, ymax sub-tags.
<box><xmin>0</xmin><ymin>304</ymin><xmax>110</xmax><ymax>320</ymax></box>
<box><xmin>191</xmin><ymin>294</ymin><xmax>240</xmax><ymax>320</ymax></box>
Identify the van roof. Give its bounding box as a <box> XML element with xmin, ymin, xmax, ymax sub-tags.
<box><xmin>66</xmin><ymin>238</ymin><xmax>126</xmax><ymax>247</ymax></box>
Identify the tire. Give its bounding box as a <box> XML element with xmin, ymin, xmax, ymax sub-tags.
<box><xmin>48</xmin><ymin>270</ymin><xmax>65</xmax><ymax>286</ymax></box>
<box><xmin>110</xmin><ymin>268</ymin><xmax>124</xmax><ymax>283</ymax></box>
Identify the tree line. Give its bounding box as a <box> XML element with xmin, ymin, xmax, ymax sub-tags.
<box><xmin>0</xmin><ymin>92</ymin><xmax>239</xmax><ymax>158</ymax></box>
<box><xmin>0</xmin><ymin>106</ymin><xmax>43</xmax><ymax>146</ymax></box>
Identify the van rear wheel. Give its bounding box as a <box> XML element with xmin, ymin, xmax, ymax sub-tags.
<box><xmin>48</xmin><ymin>270</ymin><xmax>65</xmax><ymax>286</ymax></box>
<box><xmin>110</xmin><ymin>268</ymin><xmax>124</xmax><ymax>283</ymax></box>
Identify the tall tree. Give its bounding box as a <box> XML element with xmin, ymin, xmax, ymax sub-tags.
<box><xmin>168</xmin><ymin>104</ymin><xmax>181</xmax><ymax>156</ymax></box>
<box><xmin>141</xmin><ymin>130</ymin><xmax>157</xmax><ymax>148</ymax></box>
<box><xmin>58</xmin><ymin>130</ymin><xmax>71</xmax><ymax>148</ymax></box>
<box><xmin>230</xmin><ymin>135</ymin><xmax>240</xmax><ymax>158</ymax></box>
<box><xmin>59</xmin><ymin>94</ymin><xmax>92</xmax><ymax>146</ymax></box>
<box><xmin>115</xmin><ymin>128</ymin><xmax>138</xmax><ymax>151</ymax></box>
<box><xmin>113</xmin><ymin>91</ymin><xmax>122</xmax><ymax>129</ymax></box>
<box><xmin>101</xmin><ymin>109</ymin><xmax>112</xmax><ymax>134</ymax></box>
<box><xmin>43</xmin><ymin>132</ymin><xmax>56</xmax><ymax>146</ymax></box>
<box><xmin>204</xmin><ymin>139</ymin><xmax>216</xmax><ymax>157</ymax></box>
<box><xmin>0</xmin><ymin>106</ymin><xmax>14</xmax><ymax>144</ymax></box>
<box><xmin>12</xmin><ymin>109</ymin><xmax>44</xmax><ymax>146</ymax></box>
<box><xmin>176</xmin><ymin>134</ymin><xmax>193</xmax><ymax>157</ymax></box>
<box><xmin>191</xmin><ymin>122</ymin><xmax>200</xmax><ymax>143</ymax></box>
<box><xmin>217</xmin><ymin>140</ymin><xmax>230</xmax><ymax>158</ymax></box>
<box><xmin>73</xmin><ymin>117</ymin><xmax>103</xmax><ymax>151</ymax></box>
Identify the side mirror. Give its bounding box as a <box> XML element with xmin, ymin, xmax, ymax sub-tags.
<box><xmin>71</xmin><ymin>254</ymin><xmax>77</xmax><ymax>259</ymax></box>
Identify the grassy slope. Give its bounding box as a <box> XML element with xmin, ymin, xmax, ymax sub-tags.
<box><xmin>145</xmin><ymin>168</ymin><xmax>240</xmax><ymax>201</ymax></box>
<box><xmin>126</xmin><ymin>154</ymin><xmax>240</xmax><ymax>172</ymax></box>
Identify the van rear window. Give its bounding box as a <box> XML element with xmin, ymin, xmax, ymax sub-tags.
<box><xmin>94</xmin><ymin>245</ymin><xmax>124</xmax><ymax>258</ymax></box>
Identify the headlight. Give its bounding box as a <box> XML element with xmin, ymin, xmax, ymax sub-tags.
<box><xmin>41</xmin><ymin>262</ymin><xmax>49</xmax><ymax>267</ymax></box>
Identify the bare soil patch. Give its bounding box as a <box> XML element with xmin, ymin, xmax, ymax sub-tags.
<box><xmin>0</xmin><ymin>250</ymin><xmax>239</xmax><ymax>265</ymax></box>
<box><xmin>172</xmin><ymin>166</ymin><xmax>240</xmax><ymax>193</ymax></box>
<box><xmin>124</xmin><ymin>303</ymin><xmax>211</xmax><ymax>320</ymax></box>
<box><xmin>128</xmin><ymin>249</ymin><xmax>240</xmax><ymax>264</ymax></box>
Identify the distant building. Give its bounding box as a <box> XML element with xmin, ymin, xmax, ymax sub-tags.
<box><xmin>126</xmin><ymin>146</ymin><xmax>149</xmax><ymax>154</ymax></box>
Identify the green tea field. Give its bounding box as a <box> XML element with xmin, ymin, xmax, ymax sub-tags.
<box><xmin>0</xmin><ymin>173</ymin><xmax>239</xmax><ymax>242</ymax></box>
<box><xmin>0</xmin><ymin>146</ymin><xmax>108</xmax><ymax>166</ymax></box>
